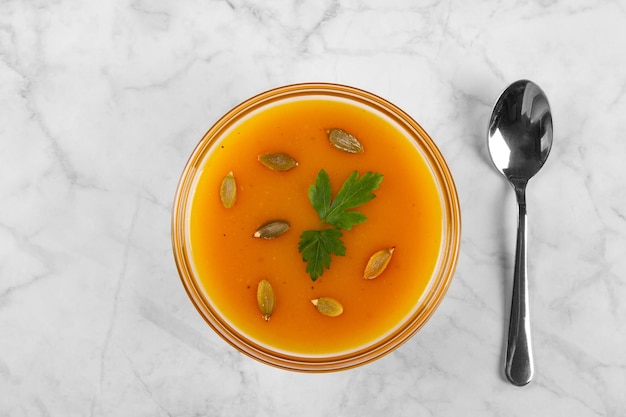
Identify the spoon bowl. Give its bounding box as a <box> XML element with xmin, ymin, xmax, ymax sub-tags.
<box><xmin>488</xmin><ymin>80</ymin><xmax>553</xmax><ymax>185</ymax></box>
<box><xmin>487</xmin><ymin>79</ymin><xmax>553</xmax><ymax>386</ymax></box>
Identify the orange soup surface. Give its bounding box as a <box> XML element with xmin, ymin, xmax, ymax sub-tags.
<box><xmin>189</xmin><ymin>97</ymin><xmax>443</xmax><ymax>356</ymax></box>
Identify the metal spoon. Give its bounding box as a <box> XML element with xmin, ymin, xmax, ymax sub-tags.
<box><xmin>487</xmin><ymin>79</ymin><xmax>553</xmax><ymax>386</ymax></box>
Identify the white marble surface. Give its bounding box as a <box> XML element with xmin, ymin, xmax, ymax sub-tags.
<box><xmin>1</xmin><ymin>0</ymin><xmax>625</xmax><ymax>415</ymax></box>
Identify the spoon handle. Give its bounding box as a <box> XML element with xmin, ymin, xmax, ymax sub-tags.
<box><xmin>506</xmin><ymin>185</ymin><xmax>534</xmax><ymax>386</ymax></box>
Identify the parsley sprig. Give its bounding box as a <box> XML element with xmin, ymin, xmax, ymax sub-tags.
<box><xmin>298</xmin><ymin>169</ymin><xmax>384</xmax><ymax>281</ymax></box>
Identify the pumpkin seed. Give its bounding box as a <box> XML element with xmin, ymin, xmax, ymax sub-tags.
<box><xmin>327</xmin><ymin>128</ymin><xmax>364</xmax><ymax>153</ymax></box>
<box><xmin>258</xmin><ymin>152</ymin><xmax>299</xmax><ymax>171</ymax></box>
<box><xmin>219</xmin><ymin>171</ymin><xmax>237</xmax><ymax>208</ymax></box>
<box><xmin>311</xmin><ymin>297</ymin><xmax>343</xmax><ymax>317</ymax></box>
<box><xmin>252</xmin><ymin>220</ymin><xmax>290</xmax><ymax>239</ymax></box>
<box><xmin>363</xmin><ymin>247</ymin><xmax>395</xmax><ymax>279</ymax></box>
<box><xmin>257</xmin><ymin>279</ymin><xmax>275</xmax><ymax>321</ymax></box>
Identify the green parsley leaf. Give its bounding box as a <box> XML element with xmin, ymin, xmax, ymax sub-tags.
<box><xmin>308</xmin><ymin>170</ymin><xmax>384</xmax><ymax>231</ymax></box>
<box><xmin>307</xmin><ymin>169</ymin><xmax>332</xmax><ymax>220</ymax></box>
<box><xmin>298</xmin><ymin>228</ymin><xmax>345</xmax><ymax>281</ymax></box>
<box><xmin>299</xmin><ymin>169</ymin><xmax>384</xmax><ymax>281</ymax></box>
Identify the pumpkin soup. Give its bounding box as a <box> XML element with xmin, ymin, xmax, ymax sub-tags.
<box><xmin>187</xmin><ymin>95</ymin><xmax>444</xmax><ymax>356</ymax></box>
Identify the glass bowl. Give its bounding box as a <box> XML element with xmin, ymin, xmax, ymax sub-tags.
<box><xmin>172</xmin><ymin>83</ymin><xmax>461</xmax><ymax>372</ymax></box>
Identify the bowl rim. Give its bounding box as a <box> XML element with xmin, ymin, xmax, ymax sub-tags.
<box><xmin>171</xmin><ymin>82</ymin><xmax>461</xmax><ymax>372</ymax></box>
